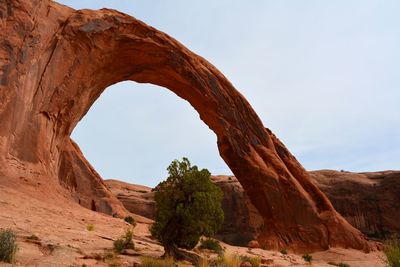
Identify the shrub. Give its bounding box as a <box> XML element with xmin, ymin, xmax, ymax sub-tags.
<box><xmin>240</xmin><ymin>255</ymin><xmax>261</xmax><ymax>267</ymax></box>
<box><xmin>199</xmin><ymin>238</ymin><xmax>223</xmax><ymax>254</ymax></box>
<box><xmin>0</xmin><ymin>229</ymin><xmax>18</xmax><ymax>263</ymax></box>
<box><xmin>150</xmin><ymin>158</ymin><xmax>224</xmax><ymax>256</ymax></box>
<box><xmin>384</xmin><ymin>236</ymin><xmax>400</xmax><ymax>267</ymax></box>
<box><xmin>280</xmin><ymin>248</ymin><xmax>288</xmax><ymax>255</ymax></box>
<box><xmin>302</xmin><ymin>254</ymin><xmax>312</xmax><ymax>263</ymax></box>
<box><xmin>113</xmin><ymin>229</ymin><xmax>135</xmax><ymax>254</ymax></box>
<box><xmin>140</xmin><ymin>256</ymin><xmax>175</xmax><ymax>267</ymax></box>
<box><xmin>197</xmin><ymin>257</ymin><xmax>210</xmax><ymax>267</ymax></box>
<box><xmin>218</xmin><ymin>252</ymin><xmax>241</xmax><ymax>267</ymax></box>
<box><xmin>124</xmin><ymin>216</ymin><xmax>136</xmax><ymax>226</ymax></box>
<box><xmin>86</xmin><ymin>224</ymin><xmax>95</xmax><ymax>231</ymax></box>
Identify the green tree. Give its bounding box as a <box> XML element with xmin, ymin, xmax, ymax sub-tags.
<box><xmin>150</xmin><ymin>158</ymin><xmax>224</xmax><ymax>258</ymax></box>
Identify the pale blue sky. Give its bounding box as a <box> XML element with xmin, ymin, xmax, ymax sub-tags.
<box><xmin>58</xmin><ymin>0</ymin><xmax>400</xmax><ymax>187</ymax></box>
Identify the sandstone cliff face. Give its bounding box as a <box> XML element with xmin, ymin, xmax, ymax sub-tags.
<box><xmin>106</xmin><ymin>171</ymin><xmax>400</xmax><ymax>246</ymax></box>
<box><xmin>105</xmin><ymin>179</ymin><xmax>156</xmax><ymax>220</ymax></box>
<box><xmin>310</xmin><ymin>170</ymin><xmax>400</xmax><ymax>239</ymax></box>
<box><xmin>0</xmin><ymin>0</ymin><xmax>372</xmax><ymax>251</ymax></box>
<box><xmin>105</xmin><ymin>176</ymin><xmax>264</xmax><ymax>246</ymax></box>
<box><xmin>211</xmin><ymin>176</ymin><xmax>264</xmax><ymax>246</ymax></box>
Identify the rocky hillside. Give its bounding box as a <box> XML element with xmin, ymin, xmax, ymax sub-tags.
<box><xmin>105</xmin><ymin>176</ymin><xmax>265</xmax><ymax>246</ymax></box>
<box><xmin>106</xmin><ymin>170</ymin><xmax>400</xmax><ymax>245</ymax></box>
<box><xmin>310</xmin><ymin>170</ymin><xmax>400</xmax><ymax>239</ymax></box>
<box><xmin>0</xmin><ymin>180</ymin><xmax>384</xmax><ymax>266</ymax></box>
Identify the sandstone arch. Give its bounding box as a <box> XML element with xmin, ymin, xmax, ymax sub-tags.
<box><xmin>0</xmin><ymin>0</ymin><xmax>372</xmax><ymax>251</ymax></box>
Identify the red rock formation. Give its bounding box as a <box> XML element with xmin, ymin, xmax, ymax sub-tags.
<box><xmin>211</xmin><ymin>176</ymin><xmax>264</xmax><ymax>246</ymax></box>
<box><xmin>107</xmin><ymin>171</ymin><xmax>400</xmax><ymax>245</ymax></box>
<box><xmin>0</xmin><ymin>0</ymin><xmax>372</xmax><ymax>251</ymax></box>
<box><xmin>311</xmin><ymin>170</ymin><xmax>400</xmax><ymax>239</ymax></box>
<box><xmin>105</xmin><ymin>176</ymin><xmax>265</xmax><ymax>246</ymax></box>
<box><xmin>105</xmin><ymin>179</ymin><xmax>156</xmax><ymax>220</ymax></box>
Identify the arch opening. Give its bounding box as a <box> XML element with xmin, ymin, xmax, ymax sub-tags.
<box><xmin>71</xmin><ymin>81</ymin><xmax>232</xmax><ymax>187</ymax></box>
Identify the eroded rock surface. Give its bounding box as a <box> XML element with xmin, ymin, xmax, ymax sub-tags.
<box><xmin>105</xmin><ymin>179</ymin><xmax>156</xmax><ymax>220</ymax></box>
<box><xmin>0</xmin><ymin>0</ymin><xmax>372</xmax><ymax>251</ymax></box>
<box><xmin>212</xmin><ymin>176</ymin><xmax>264</xmax><ymax>246</ymax></box>
<box><xmin>107</xmin><ymin>171</ymin><xmax>400</xmax><ymax>246</ymax></box>
<box><xmin>310</xmin><ymin>170</ymin><xmax>400</xmax><ymax>239</ymax></box>
<box><xmin>105</xmin><ymin>176</ymin><xmax>265</xmax><ymax>246</ymax></box>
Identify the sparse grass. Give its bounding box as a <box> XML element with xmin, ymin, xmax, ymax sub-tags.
<box><xmin>217</xmin><ymin>252</ymin><xmax>241</xmax><ymax>267</ymax></box>
<box><xmin>384</xmin><ymin>236</ymin><xmax>400</xmax><ymax>267</ymax></box>
<box><xmin>302</xmin><ymin>254</ymin><xmax>312</xmax><ymax>263</ymax></box>
<box><xmin>280</xmin><ymin>248</ymin><xmax>288</xmax><ymax>255</ymax></box>
<box><xmin>86</xmin><ymin>224</ymin><xmax>95</xmax><ymax>231</ymax></box>
<box><xmin>103</xmin><ymin>249</ymin><xmax>123</xmax><ymax>267</ymax></box>
<box><xmin>104</xmin><ymin>250</ymin><xmax>117</xmax><ymax>260</ymax></box>
<box><xmin>199</xmin><ymin>238</ymin><xmax>223</xmax><ymax>254</ymax></box>
<box><xmin>140</xmin><ymin>256</ymin><xmax>175</xmax><ymax>267</ymax></box>
<box><xmin>328</xmin><ymin>262</ymin><xmax>350</xmax><ymax>267</ymax></box>
<box><xmin>240</xmin><ymin>255</ymin><xmax>261</xmax><ymax>267</ymax></box>
<box><xmin>197</xmin><ymin>257</ymin><xmax>210</xmax><ymax>267</ymax></box>
<box><xmin>124</xmin><ymin>216</ymin><xmax>136</xmax><ymax>226</ymax></box>
<box><xmin>0</xmin><ymin>229</ymin><xmax>18</xmax><ymax>263</ymax></box>
<box><xmin>113</xmin><ymin>228</ymin><xmax>134</xmax><ymax>254</ymax></box>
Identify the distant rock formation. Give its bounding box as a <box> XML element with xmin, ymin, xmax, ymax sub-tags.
<box><xmin>0</xmin><ymin>0</ymin><xmax>372</xmax><ymax>251</ymax></box>
<box><xmin>105</xmin><ymin>176</ymin><xmax>265</xmax><ymax>246</ymax></box>
<box><xmin>310</xmin><ymin>170</ymin><xmax>400</xmax><ymax>239</ymax></box>
<box><xmin>107</xmin><ymin>171</ymin><xmax>400</xmax><ymax>246</ymax></box>
<box><xmin>105</xmin><ymin>179</ymin><xmax>156</xmax><ymax>220</ymax></box>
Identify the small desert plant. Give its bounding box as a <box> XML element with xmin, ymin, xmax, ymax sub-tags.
<box><xmin>197</xmin><ymin>257</ymin><xmax>210</xmax><ymax>267</ymax></box>
<box><xmin>113</xmin><ymin>229</ymin><xmax>135</xmax><ymax>253</ymax></box>
<box><xmin>199</xmin><ymin>238</ymin><xmax>223</xmax><ymax>254</ymax></box>
<box><xmin>0</xmin><ymin>229</ymin><xmax>18</xmax><ymax>263</ymax></box>
<box><xmin>86</xmin><ymin>224</ymin><xmax>95</xmax><ymax>231</ymax></box>
<box><xmin>384</xmin><ymin>236</ymin><xmax>400</xmax><ymax>267</ymax></box>
<box><xmin>140</xmin><ymin>256</ymin><xmax>175</xmax><ymax>267</ymax></box>
<box><xmin>240</xmin><ymin>255</ymin><xmax>261</xmax><ymax>267</ymax></box>
<box><xmin>124</xmin><ymin>216</ymin><xmax>136</xmax><ymax>226</ymax></box>
<box><xmin>280</xmin><ymin>248</ymin><xmax>288</xmax><ymax>255</ymax></box>
<box><xmin>218</xmin><ymin>252</ymin><xmax>241</xmax><ymax>267</ymax></box>
<box><xmin>302</xmin><ymin>254</ymin><xmax>312</xmax><ymax>263</ymax></box>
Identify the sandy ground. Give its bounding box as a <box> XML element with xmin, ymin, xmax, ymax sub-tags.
<box><xmin>0</xmin><ymin>179</ymin><xmax>386</xmax><ymax>267</ymax></box>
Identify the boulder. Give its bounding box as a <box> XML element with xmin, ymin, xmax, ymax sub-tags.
<box><xmin>247</xmin><ymin>240</ymin><xmax>260</xmax><ymax>249</ymax></box>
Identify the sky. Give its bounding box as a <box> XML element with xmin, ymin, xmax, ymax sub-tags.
<box><xmin>57</xmin><ymin>0</ymin><xmax>400</xmax><ymax>187</ymax></box>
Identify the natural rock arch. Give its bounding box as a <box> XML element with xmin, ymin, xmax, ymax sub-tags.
<box><xmin>0</xmin><ymin>0</ymin><xmax>372</xmax><ymax>252</ymax></box>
